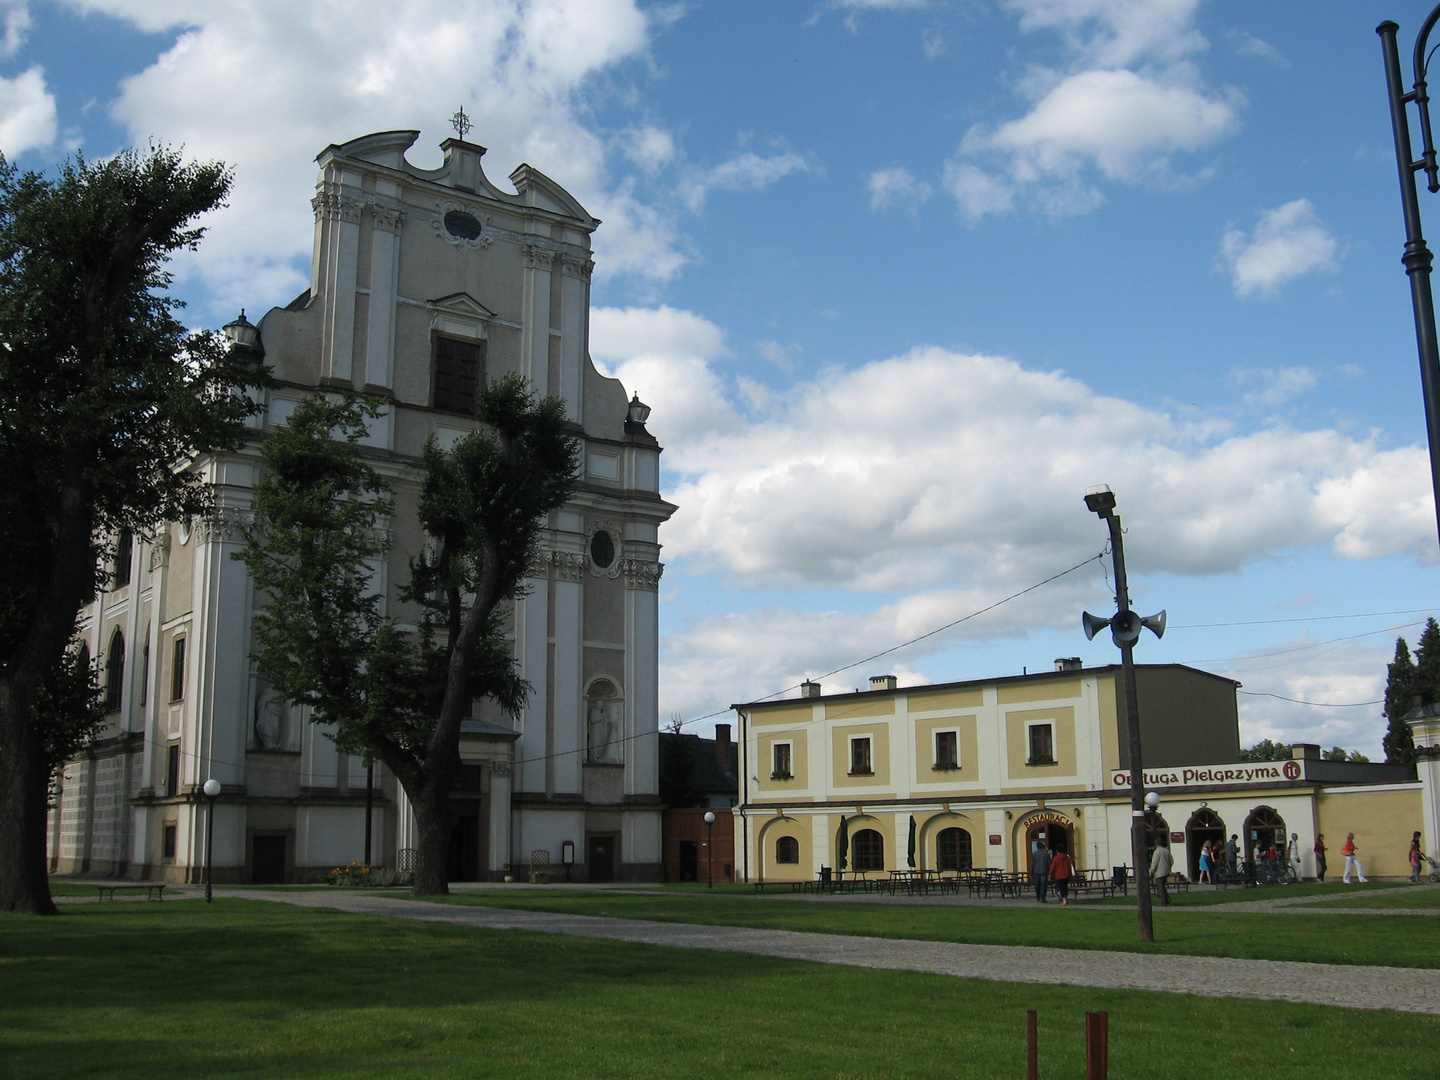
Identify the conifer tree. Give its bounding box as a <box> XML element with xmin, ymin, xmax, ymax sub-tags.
<box><xmin>1383</xmin><ymin>635</ymin><xmax>1419</xmax><ymax>764</ymax></box>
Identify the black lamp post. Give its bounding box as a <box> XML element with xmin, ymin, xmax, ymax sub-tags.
<box><xmin>1082</xmin><ymin>487</ymin><xmax>1166</xmax><ymax>944</ymax></box>
<box><xmin>704</xmin><ymin>810</ymin><xmax>716</xmax><ymax>888</ymax></box>
<box><xmin>1378</xmin><ymin>11</ymin><xmax>1440</xmax><ymax>550</ymax></box>
<box><xmin>202</xmin><ymin>777</ymin><xmax>221</xmax><ymax>903</ymax></box>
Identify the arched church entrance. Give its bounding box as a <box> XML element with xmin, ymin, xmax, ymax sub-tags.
<box><xmin>1185</xmin><ymin>807</ymin><xmax>1225</xmax><ymax>880</ymax></box>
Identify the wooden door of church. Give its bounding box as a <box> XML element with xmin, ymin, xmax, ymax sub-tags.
<box><xmin>588</xmin><ymin>835</ymin><xmax>615</xmax><ymax>882</ymax></box>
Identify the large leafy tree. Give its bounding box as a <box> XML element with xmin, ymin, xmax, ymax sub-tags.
<box><xmin>0</xmin><ymin>148</ymin><xmax>265</xmax><ymax>915</ymax></box>
<box><xmin>1383</xmin><ymin>636</ymin><xmax>1419</xmax><ymax>764</ymax></box>
<box><xmin>236</xmin><ymin>375</ymin><xmax>578</xmax><ymax>895</ymax></box>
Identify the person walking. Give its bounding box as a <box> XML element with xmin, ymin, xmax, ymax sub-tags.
<box><xmin>1050</xmin><ymin>848</ymin><xmax>1075</xmax><ymax>906</ymax></box>
<box><xmin>1150</xmin><ymin>840</ymin><xmax>1174</xmax><ymax>906</ymax></box>
<box><xmin>1225</xmin><ymin>834</ymin><xmax>1239</xmax><ymax>877</ymax></box>
<box><xmin>1342</xmin><ymin>833</ymin><xmax>1367</xmax><ymax>883</ymax></box>
<box><xmin>1288</xmin><ymin>833</ymin><xmax>1302</xmax><ymax>882</ymax></box>
<box><xmin>1410</xmin><ymin>831</ymin><xmax>1423</xmax><ymax>884</ymax></box>
<box><xmin>1198</xmin><ymin>841</ymin><xmax>1212</xmax><ymax>885</ymax></box>
<box><xmin>1314</xmin><ymin>834</ymin><xmax>1327</xmax><ymax>883</ymax></box>
<box><xmin>1031</xmin><ymin>841</ymin><xmax>1053</xmax><ymax>903</ymax></box>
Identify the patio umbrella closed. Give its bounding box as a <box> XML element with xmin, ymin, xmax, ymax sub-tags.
<box><xmin>907</xmin><ymin>815</ymin><xmax>917</xmax><ymax>869</ymax></box>
<box><xmin>837</xmin><ymin>815</ymin><xmax>849</xmax><ymax>871</ymax></box>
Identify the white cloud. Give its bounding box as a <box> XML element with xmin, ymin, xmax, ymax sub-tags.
<box><xmin>0</xmin><ymin>0</ymin><xmax>30</xmax><ymax>56</ymax></box>
<box><xmin>680</xmin><ymin>149</ymin><xmax>810</xmax><ymax>212</ymax></box>
<box><xmin>942</xmin><ymin>161</ymin><xmax>1016</xmax><ymax>222</ymax></box>
<box><xmin>868</xmin><ymin>166</ymin><xmax>931</xmax><ymax>210</ymax></box>
<box><xmin>1221</xmin><ymin>198</ymin><xmax>1340</xmax><ymax>298</ymax></box>
<box><xmin>60</xmin><ymin>0</ymin><xmax>674</xmax><ymax>317</ymax></box>
<box><xmin>939</xmin><ymin>1</ymin><xmax>1237</xmax><ymax>222</ymax></box>
<box><xmin>1005</xmin><ymin>0</ymin><xmax>1206</xmax><ymax>67</ymax></box>
<box><xmin>618</xmin><ymin>125</ymin><xmax>675</xmax><ymax>173</ymax></box>
<box><xmin>591</xmin><ymin>304</ymin><xmax>727</xmax><ymax>365</ymax></box>
<box><xmin>1226</xmin><ymin>29</ymin><xmax>1287</xmax><ymax>68</ymax></box>
<box><xmin>637</xmin><ymin>345</ymin><xmax>1435</xmax><ymax>594</ymax></box>
<box><xmin>0</xmin><ymin>66</ymin><xmax>54</xmax><ymax>156</ymax></box>
<box><xmin>1231</xmin><ymin>365</ymin><xmax>1318</xmax><ymax>408</ymax></box>
<box><xmin>972</xmin><ymin>69</ymin><xmax>1237</xmax><ymax>186</ymax></box>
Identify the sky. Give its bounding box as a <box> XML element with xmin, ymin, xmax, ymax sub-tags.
<box><xmin>11</xmin><ymin>0</ymin><xmax>1440</xmax><ymax>758</ymax></box>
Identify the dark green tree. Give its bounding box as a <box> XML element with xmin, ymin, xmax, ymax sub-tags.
<box><xmin>1239</xmin><ymin>739</ymin><xmax>1292</xmax><ymax>762</ymax></box>
<box><xmin>1321</xmin><ymin>746</ymin><xmax>1370</xmax><ymax>763</ymax></box>
<box><xmin>1383</xmin><ymin>636</ymin><xmax>1419</xmax><ymax>764</ymax></box>
<box><xmin>0</xmin><ymin>147</ymin><xmax>265</xmax><ymax>915</ymax></box>
<box><xmin>1414</xmin><ymin>618</ymin><xmax>1440</xmax><ymax>704</ymax></box>
<box><xmin>236</xmin><ymin>375</ymin><xmax>578</xmax><ymax>895</ymax></box>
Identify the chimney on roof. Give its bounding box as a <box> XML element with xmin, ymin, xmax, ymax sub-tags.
<box><xmin>869</xmin><ymin>675</ymin><xmax>898</xmax><ymax>692</ymax></box>
<box><xmin>1054</xmin><ymin>657</ymin><xmax>1083</xmax><ymax>672</ymax></box>
<box><xmin>714</xmin><ymin>724</ymin><xmax>732</xmax><ymax>772</ymax></box>
<box><xmin>801</xmin><ymin>681</ymin><xmax>822</xmax><ymax>699</ymax></box>
<box><xmin>1290</xmin><ymin>743</ymin><xmax>1320</xmax><ymax>761</ymax></box>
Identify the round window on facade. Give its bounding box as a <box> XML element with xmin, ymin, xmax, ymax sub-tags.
<box><xmin>590</xmin><ymin>530</ymin><xmax>616</xmax><ymax>569</ymax></box>
<box><xmin>443</xmin><ymin>210</ymin><xmax>483</xmax><ymax>241</ymax></box>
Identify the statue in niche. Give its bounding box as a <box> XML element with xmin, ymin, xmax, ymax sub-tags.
<box><xmin>254</xmin><ymin>687</ymin><xmax>290</xmax><ymax>750</ymax></box>
<box><xmin>587</xmin><ymin>680</ymin><xmax>621</xmax><ymax>764</ymax></box>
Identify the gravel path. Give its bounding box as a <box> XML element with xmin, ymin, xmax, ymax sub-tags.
<box><xmin>214</xmin><ymin>887</ymin><xmax>1440</xmax><ymax>1015</ymax></box>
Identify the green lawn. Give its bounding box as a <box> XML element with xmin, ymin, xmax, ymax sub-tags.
<box><xmin>1309</xmin><ymin>887</ymin><xmax>1440</xmax><ymax>910</ymax></box>
<box><xmin>2</xmin><ymin>899</ymin><xmax>1437</xmax><ymax>1080</ymax></box>
<box><xmin>417</xmin><ymin>888</ymin><xmax>1440</xmax><ymax>968</ymax></box>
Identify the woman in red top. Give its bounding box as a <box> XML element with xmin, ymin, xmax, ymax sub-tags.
<box><xmin>1342</xmin><ymin>833</ymin><xmax>1367</xmax><ymax>883</ymax></box>
<box><xmin>1050</xmin><ymin>849</ymin><xmax>1075</xmax><ymax>906</ymax></box>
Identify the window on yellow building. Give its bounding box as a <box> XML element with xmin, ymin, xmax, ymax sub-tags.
<box><xmin>1028</xmin><ymin>722</ymin><xmax>1055</xmax><ymax>765</ymax></box>
<box><xmin>934</xmin><ymin>730</ymin><xmax>958</xmax><ymax>769</ymax></box>
<box><xmin>849</xmin><ymin>736</ymin><xmax>872</xmax><ymax>775</ymax></box>
<box><xmin>937</xmin><ymin>826</ymin><xmax>973</xmax><ymax>870</ymax></box>
<box><xmin>852</xmin><ymin>828</ymin><xmax>884</xmax><ymax>871</ymax></box>
<box><xmin>771</xmin><ymin>742</ymin><xmax>792</xmax><ymax>780</ymax></box>
<box><xmin>776</xmin><ymin>835</ymin><xmax>799</xmax><ymax>864</ymax></box>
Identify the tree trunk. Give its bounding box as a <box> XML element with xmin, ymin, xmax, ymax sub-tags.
<box><xmin>0</xmin><ymin>688</ymin><xmax>59</xmax><ymax>915</ymax></box>
<box><xmin>410</xmin><ymin>778</ymin><xmax>453</xmax><ymax>896</ymax></box>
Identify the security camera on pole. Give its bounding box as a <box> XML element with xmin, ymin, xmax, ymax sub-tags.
<box><xmin>1082</xmin><ymin>486</ymin><xmax>1166</xmax><ymax>943</ymax></box>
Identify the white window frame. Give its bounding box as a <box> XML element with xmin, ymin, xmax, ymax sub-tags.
<box><xmin>849</xmin><ymin>735</ymin><xmax>873</xmax><ymax>775</ymax></box>
<box><xmin>933</xmin><ymin>728</ymin><xmax>960</xmax><ymax>770</ymax></box>
<box><xmin>1026</xmin><ymin>721</ymin><xmax>1055</xmax><ymax>766</ymax></box>
<box><xmin>771</xmin><ymin>740</ymin><xmax>793</xmax><ymax>779</ymax></box>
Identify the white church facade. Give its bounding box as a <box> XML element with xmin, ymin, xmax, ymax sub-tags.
<box><xmin>49</xmin><ymin>127</ymin><xmax>674</xmax><ymax>884</ymax></box>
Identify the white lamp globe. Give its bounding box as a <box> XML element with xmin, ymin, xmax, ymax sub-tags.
<box><xmin>703</xmin><ymin>811</ymin><xmax>716</xmax><ymax>824</ymax></box>
<box><xmin>1144</xmin><ymin>791</ymin><xmax>1160</xmax><ymax>810</ymax></box>
<box><xmin>202</xmin><ymin>778</ymin><xmax>222</xmax><ymax>797</ymax></box>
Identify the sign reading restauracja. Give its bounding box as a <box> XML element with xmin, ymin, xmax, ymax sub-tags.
<box><xmin>1110</xmin><ymin>760</ymin><xmax>1304</xmax><ymax>790</ymax></box>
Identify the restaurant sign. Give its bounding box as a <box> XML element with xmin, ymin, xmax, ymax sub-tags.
<box><xmin>1110</xmin><ymin>760</ymin><xmax>1303</xmax><ymax>790</ymax></box>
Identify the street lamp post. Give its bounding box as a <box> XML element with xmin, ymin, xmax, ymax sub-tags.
<box><xmin>1378</xmin><ymin>11</ymin><xmax>1440</xmax><ymax>550</ymax></box>
<box><xmin>703</xmin><ymin>811</ymin><xmax>716</xmax><ymax>889</ymax></box>
<box><xmin>202</xmin><ymin>778</ymin><xmax>221</xmax><ymax>903</ymax></box>
<box><xmin>1082</xmin><ymin>487</ymin><xmax>1166</xmax><ymax>944</ymax></box>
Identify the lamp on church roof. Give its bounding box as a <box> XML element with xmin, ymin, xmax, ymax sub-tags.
<box><xmin>223</xmin><ymin>309</ymin><xmax>261</xmax><ymax>353</ymax></box>
<box><xmin>625</xmin><ymin>393</ymin><xmax>652</xmax><ymax>436</ymax></box>
<box><xmin>627</xmin><ymin>392</ymin><xmax>651</xmax><ymax>426</ymax></box>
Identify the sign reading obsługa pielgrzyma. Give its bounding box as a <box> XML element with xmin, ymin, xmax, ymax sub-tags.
<box><xmin>1110</xmin><ymin>760</ymin><xmax>1303</xmax><ymax>790</ymax></box>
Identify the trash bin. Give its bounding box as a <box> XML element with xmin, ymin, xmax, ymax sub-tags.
<box><xmin>819</xmin><ymin>865</ymin><xmax>832</xmax><ymax>884</ymax></box>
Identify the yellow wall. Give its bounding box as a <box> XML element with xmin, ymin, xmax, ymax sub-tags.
<box><xmin>1317</xmin><ymin>788</ymin><xmax>1424</xmax><ymax>878</ymax></box>
<box><xmin>916</xmin><ymin>811</ymin><xmax>984</xmax><ymax>869</ymax></box>
<box><xmin>913</xmin><ymin>714</ymin><xmax>979</xmax><ymax>785</ymax></box>
<box><xmin>1004</xmin><ymin>706</ymin><xmax>1076</xmax><ymax>780</ymax></box>
<box><xmin>833</xmin><ymin>813</ymin><xmax>895</xmax><ymax>871</ymax></box>
<box><xmin>908</xmin><ymin>686</ymin><xmax>984</xmax><ymax>711</ymax></box>
<box><xmin>756</xmin><ymin>816</ymin><xmax>811</xmax><ymax>881</ymax></box>
<box><xmin>998</xmin><ymin>678</ymin><xmax>1081</xmax><ymax>705</ymax></box>
<box><xmin>749</xmin><ymin>702</ymin><xmax>815</xmax><ymax>728</ymax></box>
<box><xmin>831</xmin><ymin>723</ymin><xmax>890</xmax><ymax>789</ymax></box>
<box><xmin>755</xmin><ymin>728</ymin><xmax>808</xmax><ymax>795</ymax></box>
<box><xmin>826</xmin><ymin>697</ymin><xmax>895</xmax><ymax>720</ymax></box>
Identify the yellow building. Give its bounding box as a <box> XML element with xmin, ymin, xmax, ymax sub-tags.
<box><xmin>733</xmin><ymin>661</ymin><xmax>1424</xmax><ymax>883</ymax></box>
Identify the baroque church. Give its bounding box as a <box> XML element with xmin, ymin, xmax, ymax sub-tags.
<box><xmin>49</xmin><ymin>126</ymin><xmax>675</xmax><ymax>883</ymax></box>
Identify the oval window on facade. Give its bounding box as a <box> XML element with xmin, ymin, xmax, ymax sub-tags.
<box><xmin>443</xmin><ymin>210</ymin><xmax>483</xmax><ymax>241</ymax></box>
<box><xmin>590</xmin><ymin>530</ymin><xmax>615</xmax><ymax>569</ymax></box>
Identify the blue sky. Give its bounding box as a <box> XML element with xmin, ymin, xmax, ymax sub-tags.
<box><xmin>11</xmin><ymin>0</ymin><xmax>1440</xmax><ymax>756</ymax></box>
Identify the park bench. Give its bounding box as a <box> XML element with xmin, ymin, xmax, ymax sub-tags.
<box><xmin>96</xmin><ymin>884</ymin><xmax>166</xmax><ymax>901</ymax></box>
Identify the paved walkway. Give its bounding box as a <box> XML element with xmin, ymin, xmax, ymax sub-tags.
<box><xmin>209</xmin><ymin>887</ymin><xmax>1440</xmax><ymax>1015</ymax></box>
